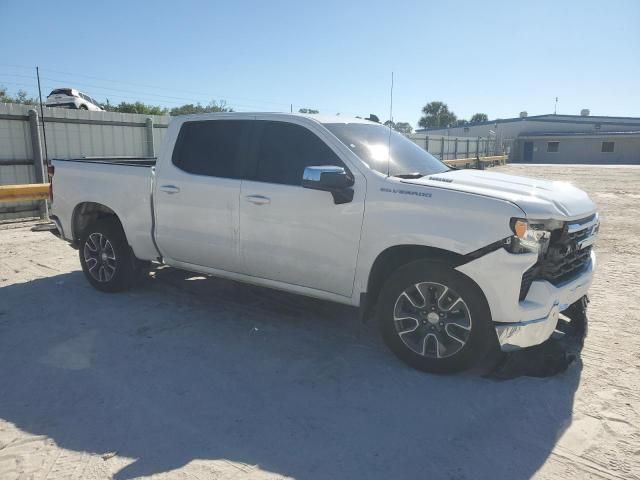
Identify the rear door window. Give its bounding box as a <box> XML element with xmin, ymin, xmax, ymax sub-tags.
<box><xmin>172</xmin><ymin>120</ymin><xmax>251</xmax><ymax>178</ymax></box>
<box><xmin>252</xmin><ymin>121</ymin><xmax>345</xmax><ymax>186</ymax></box>
<box><xmin>50</xmin><ymin>89</ymin><xmax>73</xmax><ymax>96</ymax></box>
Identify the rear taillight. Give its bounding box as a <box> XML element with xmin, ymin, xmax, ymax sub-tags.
<box><xmin>47</xmin><ymin>164</ymin><xmax>54</xmax><ymax>201</ymax></box>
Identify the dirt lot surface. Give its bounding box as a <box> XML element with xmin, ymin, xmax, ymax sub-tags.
<box><xmin>0</xmin><ymin>165</ymin><xmax>639</xmax><ymax>480</ymax></box>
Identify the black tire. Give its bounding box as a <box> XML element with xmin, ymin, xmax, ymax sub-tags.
<box><xmin>78</xmin><ymin>104</ymin><xmax>88</xmax><ymax>110</ymax></box>
<box><xmin>79</xmin><ymin>218</ymin><xmax>141</xmax><ymax>292</ymax></box>
<box><xmin>378</xmin><ymin>259</ymin><xmax>497</xmax><ymax>374</ymax></box>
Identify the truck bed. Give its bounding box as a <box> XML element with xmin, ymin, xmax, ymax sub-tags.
<box><xmin>50</xmin><ymin>156</ymin><xmax>159</xmax><ymax>261</ymax></box>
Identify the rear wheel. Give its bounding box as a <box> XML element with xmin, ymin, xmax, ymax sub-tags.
<box><xmin>78</xmin><ymin>104</ymin><xmax>88</xmax><ymax>110</ymax></box>
<box><xmin>378</xmin><ymin>259</ymin><xmax>496</xmax><ymax>373</ymax></box>
<box><xmin>79</xmin><ymin>219</ymin><xmax>141</xmax><ymax>292</ymax></box>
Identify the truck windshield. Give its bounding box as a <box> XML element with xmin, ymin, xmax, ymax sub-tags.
<box><xmin>325</xmin><ymin>123</ymin><xmax>449</xmax><ymax>177</ymax></box>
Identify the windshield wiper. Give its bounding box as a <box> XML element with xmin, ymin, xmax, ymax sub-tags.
<box><xmin>392</xmin><ymin>172</ymin><xmax>426</xmax><ymax>179</ymax></box>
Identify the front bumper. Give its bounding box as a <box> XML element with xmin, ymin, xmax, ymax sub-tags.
<box><xmin>456</xmin><ymin>248</ymin><xmax>595</xmax><ymax>351</ymax></box>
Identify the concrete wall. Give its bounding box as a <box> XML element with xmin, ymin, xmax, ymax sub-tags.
<box><xmin>512</xmin><ymin>135</ymin><xmax>640</xmax><ymax>164</ymax></box>
<box><xmin>0</xmin><ymin>103</ymin><xmax>169</xmax><ymax>221</ymax></box>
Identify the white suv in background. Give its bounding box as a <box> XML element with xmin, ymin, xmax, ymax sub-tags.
<box><xmin>45</xmin><ymin>88</ymin><xmax>103</xmax><ymax>111</ymax></box>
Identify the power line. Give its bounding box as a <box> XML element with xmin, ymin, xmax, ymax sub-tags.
<box><xmin>1</xmin><ymin>78</ymin><xmax>284</xmax><ymax>111</ymax></box>
<box><xmin>40</xmin><ymin>67</ymin><xmax>291</xmax><ymax>107</ymax></box>
<box><xmin>1</xmin><ymin>64</ymin><xmax>367</xmax><ymax>117</ymax></box>
<box><xmin>0</xmin><ymin>63</ymin><xmax>34</xmax><ymax>71</ymax></box>
<box><xmin>39</xmin><ymin>75</ymin><xmax>282</xmax><ymax>109</ymax></box>
<box><xmin>0</xmin><ymin>80</ymin><xmax>38</xmax><ymax>89</ymax></box>
<box><xmin>1</xmin><ymin>66</ymin><xmax>290</xmax><ymax>109</ymax></box>
<box><xmin>0</xmin><ymin>73</ymin><xmax>38</xmax><ymax>80</ymax></box>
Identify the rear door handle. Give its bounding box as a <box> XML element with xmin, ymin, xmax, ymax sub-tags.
<box><xmin>159</xmin><ymin>185</ymin><xmax>180</xmax><ymax>194</ymax></box>
<box><xmin>245</xmin><ymin>194</ymin><xmax>270</xmax><ymax>205</ymax></box>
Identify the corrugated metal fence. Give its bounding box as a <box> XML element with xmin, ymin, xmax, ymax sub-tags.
<box><xmin>406</xmin><ymin>133</ymin><xmax>500</xmax><ymax>161</ymax></box>
<box><xmin>0</xmin><ymin>104</ymin><xmax>503</xmax><ymax>222</ymax></box>
<box><xmin>0</xmin><ymin>103</ymin><xmax>169</xmax><ymax>221</ymax></box>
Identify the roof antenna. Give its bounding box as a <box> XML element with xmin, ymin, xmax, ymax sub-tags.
<box><xmin>386</xmin><ymin>71</ymin><xmax>394</xmax><ymax>177</ymax></box>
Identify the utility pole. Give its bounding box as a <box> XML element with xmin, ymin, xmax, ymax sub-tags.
<box><xmin>554</xmin><ymin>97</ymin><xmax>558</xmax><ymax>115</ymax></box>
<box><xmin>36</xmin><ymin>66</ymin><xmax>49</xmax><ymax>164</ymax></box>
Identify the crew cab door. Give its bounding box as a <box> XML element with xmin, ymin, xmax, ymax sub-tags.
<box><xmin>239</xmin><ymin>119</ymin><xmax>365</xmax><ymax>297</ymax></box>
<box><xmin>153</xmin><ymin>119</ymin><xmax>251</xmax><ymax>272</ymax></box>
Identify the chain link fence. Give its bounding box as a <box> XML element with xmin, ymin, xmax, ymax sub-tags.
<box><xmin>407</xmin><ymin>133</ymin><xmax>505</xmax><ymax>161</ymax></box>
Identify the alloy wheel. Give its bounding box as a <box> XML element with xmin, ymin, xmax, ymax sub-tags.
<box><xmin>83</xmin><ymin>233</ymin><xmax>117</xmax><ymax>282</ymax></box>
<box><xmin>393</xmin><ymin>282</ymin><xmax>472</xmax><ymax>358</ymax></box>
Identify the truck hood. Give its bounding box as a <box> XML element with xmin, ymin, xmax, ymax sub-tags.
<box><xmin>401</xmin><ymin>169</ymin><xmax>597</xmax><ymax>220</ymax></box>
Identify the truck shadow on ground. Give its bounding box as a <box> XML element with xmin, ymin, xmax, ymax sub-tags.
<box><xmin>0</xmin><ymin>267</ymin><xmax>584</xmax><ymax>479</ymax></box>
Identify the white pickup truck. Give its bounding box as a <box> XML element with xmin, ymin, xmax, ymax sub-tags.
<box><xmin>49</xmin><ymin>113</ymin><xmax>598</xmax><ymax>373</ymax></box>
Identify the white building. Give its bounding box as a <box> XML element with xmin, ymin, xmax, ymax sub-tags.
<box><xmin>515</xmin><ymin>131</ymin><xmax>640</xmax><ymax>164</ymax></box>
<box><xmin>416</xmin><ymin>113</ymin><xmax>640</xmax><ymax>164</ymax></box>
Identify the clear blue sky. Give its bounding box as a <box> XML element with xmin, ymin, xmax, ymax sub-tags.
<box><xmin>1</xmin><ymin>0</ymin><xmax>638</xmax><ymax>127</ymax></box>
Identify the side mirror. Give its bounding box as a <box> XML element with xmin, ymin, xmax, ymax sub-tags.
<box><xmin>302</xmin><ymin>166</ymin><xmax>354</xmax><ymax>204</ymax></box>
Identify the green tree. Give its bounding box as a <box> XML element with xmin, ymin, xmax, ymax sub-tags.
<box><xmin>112</xmin><ymin>101</ymin><xmax>168</xmax><ymax>115</ymax></box>
<box><xmin>394</xmin><ymin>122</ymin><xmax>413</xmax><ymax>134</ymax></box>
<box><xmin>454</xmin><ymin>119</ymin><xmax>469</xmax><ymax>127</ymax></box>
<box><xmin>0</xmin><ymin>87</ymin><xmax>38</xmax><ymax>105</ymax></box>
<box><xmin>298</xmin><ymin>108</ymin><xmax>319</xmax><ymax>114</ymax></box>
<box><xmin>418</xmin><ymin>101</ymin><xmax>457</xmax><ymax>129</ymax></box>
<box><xmin>99</xmin><ymin>99</ymin><xmax>115</xmax><ymax>111</ymax></box>
<box><xmin>170</xmin><ymin>100</ymin><xmax>233</xmax><ymax>116</ymax></box>
<box><xmin>470</xmin><ymin>113</ymin><xmax>488</xmax><ymax>123</ymax></box>
<box><xmin>384</xmin><ymin>120</ymin><xmax>413</xmax><ymax>135</ymax></box>
<box><xmin>16</xmin><ymin>90</ymin><xmax>38</xmax><ymax>104</ymax></box>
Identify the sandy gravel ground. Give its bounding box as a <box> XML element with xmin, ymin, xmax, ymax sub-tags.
<box><xmin>0</xmin><ymin>165</ymin><xmax>638</xmax><ymax>480</ymax></box>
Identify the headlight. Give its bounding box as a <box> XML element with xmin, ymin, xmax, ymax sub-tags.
<box><xmin>505</xmin><ymin>218</ymin><xmax>554</xmax><ymax>254</ymax></box>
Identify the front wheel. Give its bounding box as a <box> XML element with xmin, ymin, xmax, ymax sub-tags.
<box><xmin>378</xmin><ymin>260</ymin><xmax>497</xmax><ymax>374</ymax></box>
<box><xmin>79</xmin><ymin>219</ymin><xmax>141</xmax><ymax>292</ymax></box>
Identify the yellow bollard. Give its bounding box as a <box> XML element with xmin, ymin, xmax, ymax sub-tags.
<box><xmin>0</xmin><ymin>184</ymin><xmax>50</xmax><ymax>203</ymax></box>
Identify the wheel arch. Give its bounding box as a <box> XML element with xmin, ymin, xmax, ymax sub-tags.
<box><xmin>363</xmin><ymin>244</ymin><xmax>468</xmax><ymax>319</ymax></box>
<box><xmin>71</xmin><ymin>202</ymin><xmax>124</xmax><ymax>243</ymax></box>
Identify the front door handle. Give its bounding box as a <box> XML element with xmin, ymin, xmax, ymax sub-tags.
<box><xmin>245</xmin><ymin>194</ymin><xmax>270</xmax><ymax>205</ymax></box>
<box><xmin>159</xmin><ymin>185</ymin><xmax>180</xmax><ymax>194</ymax></box>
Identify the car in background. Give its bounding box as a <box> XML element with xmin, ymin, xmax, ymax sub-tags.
<box><xmin>45</xmin><ymin>88</ymin><xmax>103</xmax><ymax>111</ymax></box>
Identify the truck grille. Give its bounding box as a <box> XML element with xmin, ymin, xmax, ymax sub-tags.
<box><xmin>540</xmin><ymin>245</ymin><xmax>592</xmax><ymax>285</ymax></box>
<box><xmin>519</xmin><ymin>215</ymin><xmax>598</xmax><ymax>301</ymax></box>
